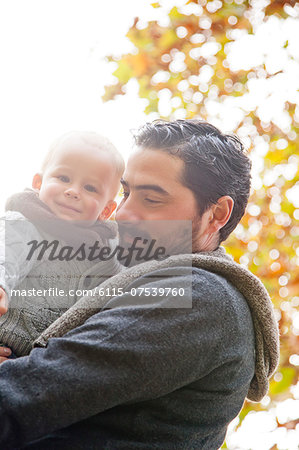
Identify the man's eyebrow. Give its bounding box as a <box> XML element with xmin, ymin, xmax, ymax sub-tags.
<box><xmin>120</xmin><ymin>178</ymin><xmax>169</xmax><ymax>195</ymax></box>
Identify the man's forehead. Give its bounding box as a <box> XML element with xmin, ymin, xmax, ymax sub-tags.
<box><xmin>124</xmin><ymin>148</ymin><xmax>184</xmax><ymax>186</ymax></box>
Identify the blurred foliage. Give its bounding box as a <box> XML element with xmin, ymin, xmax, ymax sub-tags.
<box><xmin>103</xmin><ymin>0</ymin><xmax>299</xmax><ymax>447</ymax></box>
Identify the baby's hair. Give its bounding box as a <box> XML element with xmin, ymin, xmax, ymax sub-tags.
<box><xmin>41</xmin><ymin>131</ymin><xmax>125</xmax><ymax>179</ymax></box>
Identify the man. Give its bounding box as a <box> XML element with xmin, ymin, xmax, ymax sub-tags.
<box><xmin>0</xmin><ymin>120</ymin><xmax>279</xmax><ymax>449</ymax></box>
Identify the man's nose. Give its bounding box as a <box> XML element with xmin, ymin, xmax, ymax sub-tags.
<box><xmin>64</xmin><ymin>187</ymin><xmax>80</xmax><ymax>200</ymax></box>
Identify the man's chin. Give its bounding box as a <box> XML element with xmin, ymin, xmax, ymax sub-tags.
<box><xmin>117</xmin><ymin>221</ymin><xmax>193</xmax><ymax>259</ymax></box>
<box><xmin>118</xmin><ymin>226</ymin><xmax>152</xmax><ymax>249</ymax></box>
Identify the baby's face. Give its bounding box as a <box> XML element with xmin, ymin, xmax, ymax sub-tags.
<box><xmin>34</xmin><ymin>137</ymin><xmax>119</xmax><ymax>223</ymax></box>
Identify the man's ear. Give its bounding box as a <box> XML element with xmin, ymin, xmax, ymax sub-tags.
<box><xmin>32</xmin><ymin>173</ymin><xmax>43</xmax><ymax>191</ymax></box>
<box><xmin>209</xmin><ymin>196</ymin><xmax>234</xmax><ymax>233</ymax></box>
<box><xmin>98</xmin><ymin>201</ymin><xmax>117</xmax><ymax>221</ymax></box>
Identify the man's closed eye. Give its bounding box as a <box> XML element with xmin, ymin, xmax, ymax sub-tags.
<box><xmin>145</xmin><ymin>198</ymin><xmax>162</xmax><ymax>204</ymax></box>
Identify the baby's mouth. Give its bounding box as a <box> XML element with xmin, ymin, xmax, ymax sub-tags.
<box><xmin>55</xmin><ymin>202</ymin><xmax>82</xmax><ymax>214</ymax></box>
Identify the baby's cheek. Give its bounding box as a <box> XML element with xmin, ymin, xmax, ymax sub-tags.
<box><xmin>89</xmin><ymin>198</ymin><xmax>105</xmax><ymax>219</ymax></box>
<box><xmin>39</xmin><ymin>183</ymin><xmax>62</xmax><ymax>208</ymax></box>
<box><xmin>40</xmin><ymin>182</ymin><xmax>60</xmax><ymax>198</ymax></box>
<box><xmin>38</xmin><ymin>187</ymin><xmax>51</xmax><ymax>205</ymax></box>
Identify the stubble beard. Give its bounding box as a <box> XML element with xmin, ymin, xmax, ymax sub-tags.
<box><xmin>191</xmin><ymin>215</ymin><xmax>219</xmax><ymax>253</ymax></box>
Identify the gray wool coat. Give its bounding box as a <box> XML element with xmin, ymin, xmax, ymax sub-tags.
<box><xmin>0</xmin><ymin>247</ymin><xmax>279</xmax><ymax>449</ymax></box>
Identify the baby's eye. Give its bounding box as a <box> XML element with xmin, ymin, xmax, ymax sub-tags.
<box><xmin>58</xmin><ymin>175</ymin><xmax>70</xmax><ymax>183</ymax></box>
<box><xmin>85</xmin><ymin>184</ymin><xmax>97</xmax><ymax>193</ymax></box>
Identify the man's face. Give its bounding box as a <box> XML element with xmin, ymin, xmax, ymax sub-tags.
<box><xmin>116</xmin><ymin>148</ymin><xmax>199</xmax><ymax>221</ymax></box>
<box><xmin>115</xmin><ymin>148</ymin><xmax>204</xmax><ymax>254</ymax></box>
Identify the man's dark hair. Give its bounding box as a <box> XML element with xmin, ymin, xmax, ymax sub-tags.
<box><xmin>133</xmin><ymin>119</ymin><xmax>252</xmax><ymax>244</ymax></box>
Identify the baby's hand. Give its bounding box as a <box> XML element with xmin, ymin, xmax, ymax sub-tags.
<box><xmin>0</xmin><ymin>345</ymin><xmax>12</xmax><ymax>363</ymax></box>
<box><xmin>0</xmin><ymin>287</ymin><xmax>8</xmax><ymax>316</ymax></box>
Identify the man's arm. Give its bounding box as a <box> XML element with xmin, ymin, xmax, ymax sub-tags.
<box><xmin>0</xmin><ymin>268</ymin><xmax>251</xmax><ymax>448</ymax></box>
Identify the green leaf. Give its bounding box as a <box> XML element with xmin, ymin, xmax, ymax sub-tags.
<box><xmin>113</xmin><ymin>62</ymin><xmax>133</xmax><ymax>84</ymax></box>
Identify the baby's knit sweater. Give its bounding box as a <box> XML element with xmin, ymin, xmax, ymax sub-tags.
<box><xmin>0</xmin><ymin>208</ymin><xmax>122</xmax><ymax>356</ymax></box>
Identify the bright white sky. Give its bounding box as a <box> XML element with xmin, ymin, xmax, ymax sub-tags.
<box><xmin>0</xmin><ymin>2</ymin><xmax>299</xmax><ymax>447</ymax></box>
<box><xmin>0</xmin><ymin>0</ymin><xmax>152</xmax><ymax>212</ymax></box>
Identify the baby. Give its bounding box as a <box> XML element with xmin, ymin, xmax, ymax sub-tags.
<box><xmin>0</xmin><ymin>131</ymin><xmax>125</xmax><ymax>356</ymax></box>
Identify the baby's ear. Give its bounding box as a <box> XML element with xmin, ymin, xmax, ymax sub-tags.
<box><xmin>32</xmin><ymin>173</ymin><xmax>43</xmax><ymax>191</ymax></box>
<box><xmin>98</xmin><ymin>201</ymin><xmax>117</xmax><ymax>221</ymax></box>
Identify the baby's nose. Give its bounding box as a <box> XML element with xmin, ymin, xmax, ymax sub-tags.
<box><xmin>64</xmin><ymin>188</ymin><xmax>80</xmax><ymax>200</ymax></box>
